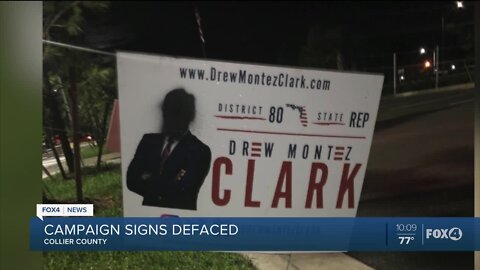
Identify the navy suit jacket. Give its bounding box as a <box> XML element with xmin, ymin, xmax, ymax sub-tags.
<box><xmin>127</xmin><ymin>131</ymin><xmax>211</xmax><ymax>210</ymax></box>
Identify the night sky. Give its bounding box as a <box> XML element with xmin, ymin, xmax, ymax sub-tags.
<box><xmin>81</xmin><ymin>1</ymin><xmax>474</xmax><ymax>71</ymax></box>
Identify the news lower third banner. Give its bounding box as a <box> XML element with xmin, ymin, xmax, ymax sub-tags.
<box><xmin>31</xmin><ymin>217</ymin><xmax>480</xmax><ymax>251</ymax></box>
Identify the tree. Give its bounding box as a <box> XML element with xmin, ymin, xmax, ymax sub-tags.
<box><xmin>78</xmin><ymin>60</ymin><xmax>116</xmax><ymax>170</ymax></box>
<box><xmin>43</xmin><ymin>73</ymin><xmax>72</xmax><ymax>179</ymax></box>
<box><xmin>43</xmin><ymin>1</ymin><xmax>111</xmax><ymax>202</ymax></box>
<box><xmin>43</xmin><ymin>47</ymin><xmax>75</xmax><ymax>176</ymax></box>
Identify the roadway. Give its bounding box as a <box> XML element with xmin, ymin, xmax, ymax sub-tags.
<box><xmin>349</xmin><ymin>88</ymin><xmax>474</xmax><ymax>269</ymax></box>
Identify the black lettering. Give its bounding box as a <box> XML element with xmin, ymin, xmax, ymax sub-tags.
<box><xmin>229</xmin><ymin>140</ymin><xmax>236</xmax><ymax>155</ymax></box>
<box><xmin>266</xmin><ymin>75</ymin><xmax>272</xmax><ymax>86</ymax></box>
<box><xmin>302</xmin><ymin>144</ymin><xmax>309</xmax><ymax>159</ymax></box>
<box><xmin>243</xmin><ymin>141</ymin><xmax>249</xmax><ymax>156</ymax></box>
<box><xmin>289</xmin><ymin>77</ymin><xmax>295</xmax><ymax>87</ymax></box>
<box><xmin>265</xmin><ymin>143</ymin><xmax>274</xmax><ymax>157</ymax></box>
<box><xmin>288</xmin><ymin>144</ymin><xmax>297</xmax><ymax>159</ymax></box>
<box><xmin>345</xmin><ymin>146</ymin><xmax>352</xmax><ymax>161</ymax></box>
<box><xmin>350</xmin><ymin>112</ymin><xmax>357</xmax><ymax>127</ymax></box>
<box><xmin>179</xmin><ymin>68</ymin><xmax>187</xmax><ymax>78</ymax></box>
<box><xmin>239</xmin><ymin>70</ymin><xmax>246</xmax><ymax>83</ymax></box>
<box><xmin>230</xmin><ymin>72</ymin><xmax>237</xmax><ymax>82</ymax></box>
<box><xmin>188</xmin><ymin>69</ymin><xmax>196</xmax><ymax>79</ymax></box>
<box><xmin>314</xmin><ymin>145</ymin><xmax>322</xmax><ymax>159</ymax></box>
<box><xmin>197</xmin><ymin>69</ymin><xmax>205</xmax><ymax>80</ymax></box>
<box><xmin>210</xmin><ymin>67</ymin><xmax>217</xmax><ymax>81</ymax></box>
<box><xmin>323</xmin><ymin>80</ymin><xmax>330</xmax><ymax>90</ymax></box>
<box><xmin>327</xmin><ymin>145</ymin><xmax>333</xmax><ymax>160</ymax></box>
<box><xmin>363</xmin><ymin>113</ymin><xmax>370</xmax><ymax>127</ymax></box>
<box><xmin>254</xmin><ymin>74</ymin><xmax>260</xmax><ymax>85</ymax></box>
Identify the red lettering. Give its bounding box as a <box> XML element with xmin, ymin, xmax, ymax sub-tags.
<box><xmin>336</xmin><ymin>163</ymin><xmax>362</xmax><ymax>209</ymax></box>
<box><xmin>272</xmin><ymin>161</ymin><xmax>292</xmax><ymax>208</ymax></box>
<box><xmin>245</xmin><ymin>159</ymin><xmax>260</xmax><ymax>207</ymax></box>
<box><xmin>305</xmin><ymin>163</ymin><xmax>328</xmax><ymax>208</ymax></box>
<box><xmin>211</xmin><ymin>157</ymin><xmax>232</xmax><ymax>206</ymax></box>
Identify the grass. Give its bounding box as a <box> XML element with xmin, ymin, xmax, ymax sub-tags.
<box><xmin>43</xmin><ymin>164</ymin><xmax>122</xmax><ymax>216</ymax></box>
<box><xmin>42</xmin><ymin>165</ymin><xmax>254</xmax><ymax>270</ymax></box>
<box><xmin>43</xmin><ymin>251</ymin><xmax>253</xmax><ymax>270</ymax></box>
<box><xmin>80</xmin><ymin>144</ymin><xmax>108</xmax><ymax>160</ymax></box>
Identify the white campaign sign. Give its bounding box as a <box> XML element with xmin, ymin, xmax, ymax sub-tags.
<box><xmin>117</xmin><ymin>52</ymin><xmax>383</xmax><ymax>217</ymax></box>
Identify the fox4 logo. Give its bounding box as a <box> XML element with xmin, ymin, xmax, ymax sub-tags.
<box><xmin>425</xmin><ymin>227</ymin><xmax>463</xmax><ymax>241</ymax></box>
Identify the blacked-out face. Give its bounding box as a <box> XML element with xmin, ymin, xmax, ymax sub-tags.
<box><xmin>161</xmin><ymin>88</ymin><xmax>195</xmax><ymax>139</ymax></box>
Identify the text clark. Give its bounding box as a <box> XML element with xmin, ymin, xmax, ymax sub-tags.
<box><xmin>211</xmin><ymin>157</ymin><xmax>362</xmax><ymax>209</ymax></box>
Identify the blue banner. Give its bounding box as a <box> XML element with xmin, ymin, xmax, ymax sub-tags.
<box><xmin>30</xmin><ymin>217</ymin><xmax>480</xmax><ymax>251</ymax></box>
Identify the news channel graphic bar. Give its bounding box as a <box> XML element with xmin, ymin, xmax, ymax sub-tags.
<box><xmin>30</xmin><ymin>217</ymin><xmax>480</xmax><ymax>251</ymax></box>
<box><xmin>36</xmin><ymin>204</ymin><xmax>94</xmax><ymax>220</ymax></box>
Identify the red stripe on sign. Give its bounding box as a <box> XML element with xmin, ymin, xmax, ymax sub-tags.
<box><xmin>252</xmin><ymin>142</ymin><xmax>262</xmax><ymax>146</ymax></box>
<box><xmin>215</xmin><ymin>115</ymin><xmax>266</xmax><ymax>120</ymax></box>
<box><xmin>334</xmin><ymin>157</ymin><xmax>343</xmax><ymax>161</ymax></box>
<box><xmin>311</xmin><ymin>122</ymin><xmax>345</xmax><ymax>126</ymax></box>
<box><xmin>336</xmin><ymin>147</ymin><xmax>345</xmax><ymax>150</ymax></box>
<box><xmin>251</xmin><ymin>153</ymin><xmax>261</xmax><ymax>157</ymax></box>
<box><xmin>251</xmin><ymin>148</ymin><xmax>261</xmax><ymax>151</ymax></box>
<box><xmin>217</xmin><ymin>128</ymin><xmax>366</xmax><ymax>139</ymax></box>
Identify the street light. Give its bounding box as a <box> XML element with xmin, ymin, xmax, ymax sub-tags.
<box><xmin>424</xmin><ymin>60</ymin><xmax>431</xmax><ymax>68</ymax></box>
<box><xmin>420</xmin><ymin>47</ymin><xmax>426</xmax><ymax>55</ymax></box>
<box><xmin>451</xmin><ymin>64</ymin><xmax>456</xmax><ymax>70</ymax></box>
<box><xmin>456</xmin><ymin>1</ymin><xmax>463</xmax><ymax>8</ymax></box>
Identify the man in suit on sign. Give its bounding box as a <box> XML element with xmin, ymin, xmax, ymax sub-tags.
<box><xmin>127</xmin><ymin>88</ymin><xmax>211</xmax><ymax>210</ymax></box>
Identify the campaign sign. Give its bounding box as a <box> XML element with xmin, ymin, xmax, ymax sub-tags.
<box><xmin>117</xmin><ymin>53</ymin><xmax>384</xmax><ymax>217</ymax></box>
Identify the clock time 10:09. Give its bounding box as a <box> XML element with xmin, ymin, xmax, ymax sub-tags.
<box><xmin>396</xmin><ymin>224</ymin><xmax>417</xmax><ymax>232</ymax></box>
